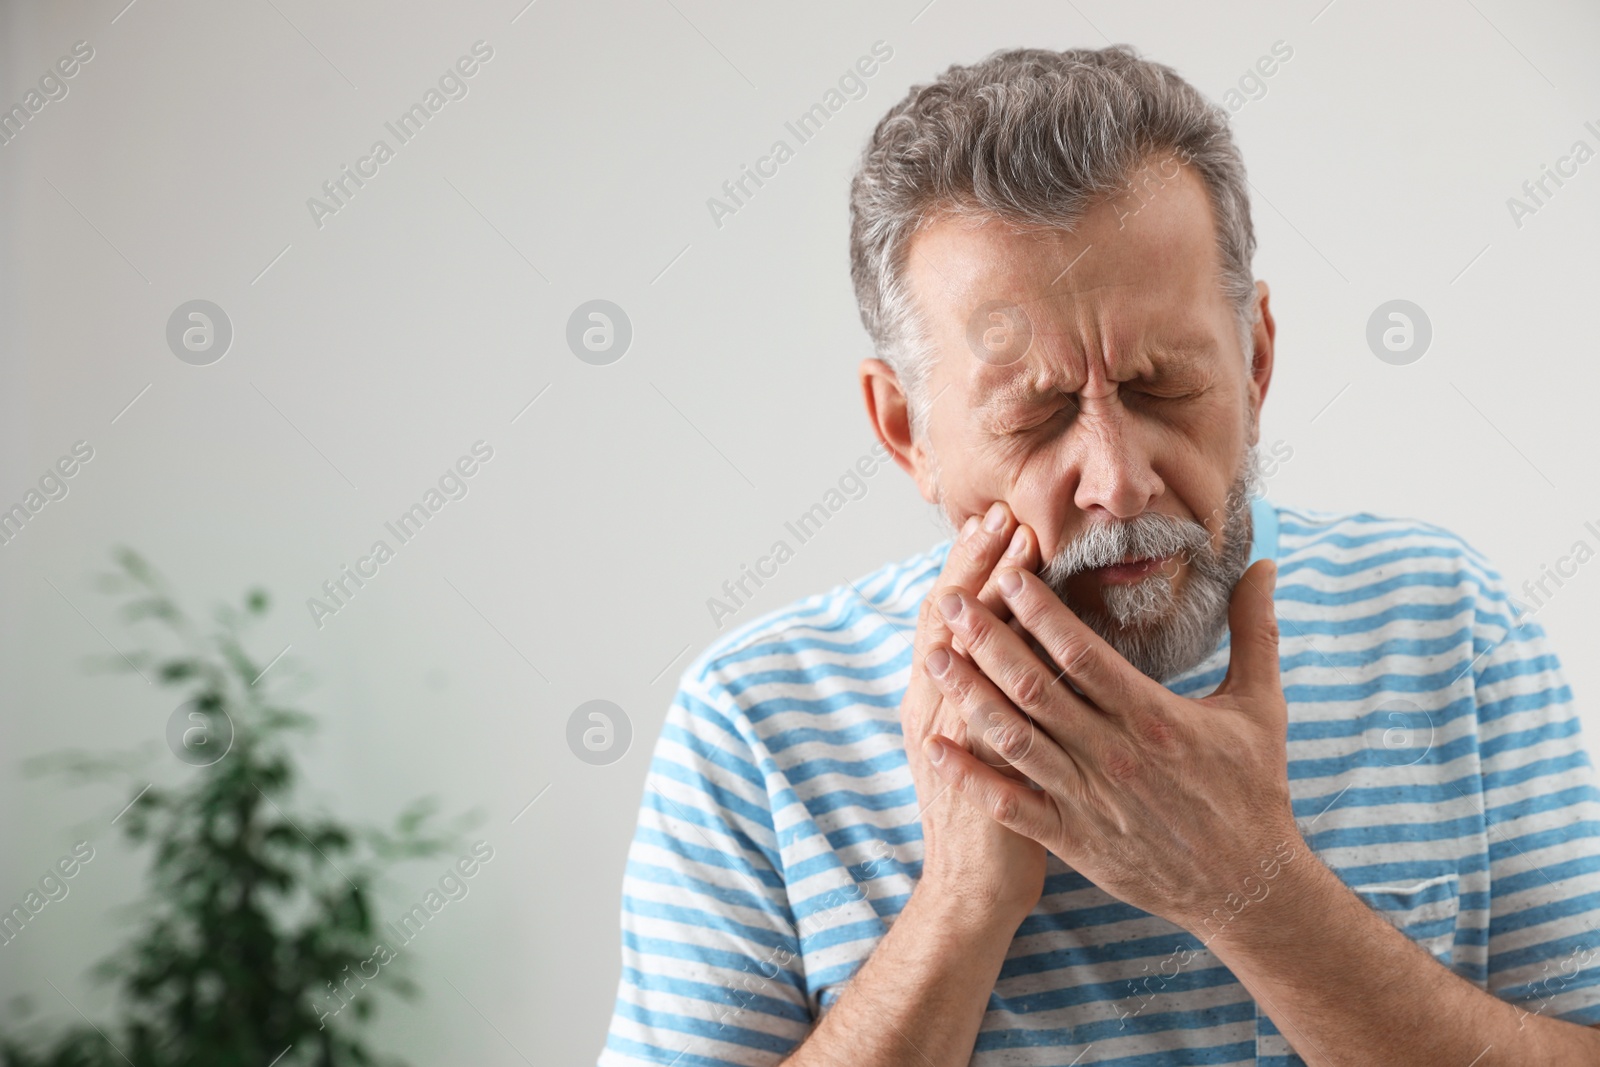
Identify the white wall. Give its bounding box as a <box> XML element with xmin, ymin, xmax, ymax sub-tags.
<box><xmin>1</xmin><ymin>0</ymin><xmax>1597</xmax><ymax>1063</ymax></box>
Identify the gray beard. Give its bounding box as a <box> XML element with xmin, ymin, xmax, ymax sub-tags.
<box><xmin>933</xmin><ymin>449</ymin><xmax>1259</xmax><ymax>683</ymax></box>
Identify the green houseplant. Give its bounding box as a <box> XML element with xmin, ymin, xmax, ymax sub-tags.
<box><xmin>3</xmin><ymin>549</ymin><xmax>470</xmax><ymax>1067</ymax></box>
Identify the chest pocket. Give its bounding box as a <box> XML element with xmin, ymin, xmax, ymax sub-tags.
<box><xmin>1256</xmin><ymin>871</ymin><xmax>1460</xmax><ymax>1064</ymax></box>
<box><xmin>1346</xmin><ymin>871</ymin><xmax>1461</xmax><ymax>963</ymax></box>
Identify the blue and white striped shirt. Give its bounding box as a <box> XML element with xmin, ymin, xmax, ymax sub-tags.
<box><xmin>601</xmin><ymin>498</ymin><xmax>1600</xmax><ymax>1065</ymax></box>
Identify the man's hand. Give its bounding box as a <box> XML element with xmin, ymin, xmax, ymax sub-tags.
<box><xmin>903</xmin><ymin>501</ymin><xmax>1047</xmax><ymax>925</ymax></box>
<box><xmin>918</xmin><ymin>557</ymin><xmax>1300</xmax><ymax>933</ymax></box>
<box><xmin>779</xmin><ymin>503</ymin><xmax>1054</xmax><ymax>1067</ymax></box>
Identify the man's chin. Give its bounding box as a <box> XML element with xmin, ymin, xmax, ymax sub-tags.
<box><xmin>1031</xmin><ymin>590</ymin><xmax>1171</xmax><ymax>679</ymax></box>
<box><xmin>1043</xmin><ymin>586</ymin><xmax>1224</xmax><ymax>684</ymax></box>
<box><xmin>1060</xmin><ymin>574</ymin><xmax>1180</xmax><ymax>631</ymax></box>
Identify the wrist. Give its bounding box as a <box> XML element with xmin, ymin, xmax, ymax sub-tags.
<box><xmin>1177</xmin><ymin>835</ymin><xmax>1340</xmax><ymax>958</ymax></box>
<box><xmin>909</xmin><ymin>872</ymin><xmax>1035</xmax><ymax>943</ymax></box>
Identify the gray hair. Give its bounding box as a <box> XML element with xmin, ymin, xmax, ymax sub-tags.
<box><xmin>848</xmin><ymin>45</ymin><xmax>1257</xmax><ymax>435</ymax></box>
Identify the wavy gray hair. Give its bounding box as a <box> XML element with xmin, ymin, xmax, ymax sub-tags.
<box><xmin>848</xmin><ymin>45</ymin><xmax>1257</xmax><ymax>436</ymax></box>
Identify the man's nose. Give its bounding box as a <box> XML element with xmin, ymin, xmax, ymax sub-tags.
<box><xmin>1067</xmin><ymin>407</ymin><xmax>1163</xmax><ymax>520</ymax></box>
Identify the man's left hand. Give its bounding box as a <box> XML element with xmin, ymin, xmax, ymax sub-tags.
<box><xmin>920</xmin><ymin>558</ymin><xmax>1307</xmax><ymax>934</ymax></box>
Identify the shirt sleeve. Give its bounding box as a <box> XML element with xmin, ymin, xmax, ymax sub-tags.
<box><xmin>599</xmin><ymin>668</ymin><xmax>813</xmax><ymax>1066</ymax></box>
<box><xmin>1474</xmin><ymin>588</ymin><xmax>1600</xmax><ymax>1026</ymax></box>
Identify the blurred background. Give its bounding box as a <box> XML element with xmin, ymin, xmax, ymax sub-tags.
<box><xmin>1</xmin><ymin>0</ymin><xmax>1598</xmax><ymax>1063</ymax></box>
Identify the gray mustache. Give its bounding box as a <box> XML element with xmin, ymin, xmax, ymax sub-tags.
<box><xmin>1041</xmin><ymin>513</ymin><xmax>1211</xmax><ymax>580</ymax></box>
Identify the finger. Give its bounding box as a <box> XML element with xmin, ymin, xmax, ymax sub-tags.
<box><xmin>1215</xmin><ymin>559</ymin><xmax>1280</xmax><ymax>700</ymax></box>
<box><xmin>925</xmin><ymin>641</ymin><xmax>1084</xmax><ymax>790</ymax></box>
<box><xmin>924</xmin><ymin>734</ymin><xmax>1063</xmax><ymax>846</ymax></box>
<box><xmin>952</xmin><ymin>523</ymin><xmax>1039</xmax><ymax>659</ymax></box>
<box><xmin>923</xmin><ymin>645</ymin><xmax>1011</xmax><ymax>772</ymax></box>
<box><xmin>935</xmin><ymin>588</ymin><xmax>1114</xmax><ymax>754</ymax></box>
<box><xmin>992</xmin><ymin>567</ymin><xmax>1154</xmax><ymax>715</ymax></box>
<box><xmin>919</xmin><ymin>501</ymin><xmax>1018</xmax><ymax>659</ymax></box>
<box><xmin>974</xmin><ymin>523</ymin><xmax>1040</xmax><ymax>622</ymax></box>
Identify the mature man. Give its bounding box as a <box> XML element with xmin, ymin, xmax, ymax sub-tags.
<box><xmin>600</xmin><ymin>46</ymin><xmax>1600</xmax><ymax>1065</ymax></box>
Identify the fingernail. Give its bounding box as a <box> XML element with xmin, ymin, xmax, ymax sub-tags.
<box><xmin>926</xmin><ymin>648</ymin><xmax>951</xmax><ymax>676</ymax></box>
<box><xmin>997</xmin><ymin>569</ymin><xmax>1022</xmax><ymax>596</ymax></box>
<box><xmin>938</xmin><ymin>593</ymin><xmax>963</xmax><ymax>620</ymax></box>
<box><xmin>983</xmin><ymin>501</ymin><xmax>1007</xmax><ymax>532</ymax></box>
<box><xmin>1004</xmin><ymin>528</ymin><xmax>1027</xmax><ymax>558</ymax></box>
<box><xmin>924</xmin><ymin>738</ymin><xmax>945</xmax><ymax>764</ymax></box>
<box><xmin>961</xmin><ymin>515</ymin><xmax>980</xmax><ymax>542</ymax></box>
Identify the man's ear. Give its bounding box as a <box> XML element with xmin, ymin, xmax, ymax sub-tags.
<box><xmin>859</xmin><ymin>357</ymin><xmax>939</xmax><ymax>505</ymax></box>
<box><xmin>1245</xmin><ymin>280</ymin><xmax>1276</xmax><ymax>446</ymax></box>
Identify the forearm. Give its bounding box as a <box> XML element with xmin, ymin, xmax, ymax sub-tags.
<box><xmin>782</xmin><ymin>882</ymin><xmax>1019</xmax><ymax>1067</ymax></box>
<box><xmin>1202</xmin><ymin>849</ymin><xmax>1600</xmax><ymax>1066</ymax></box>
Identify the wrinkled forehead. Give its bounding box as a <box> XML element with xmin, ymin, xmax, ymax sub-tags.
<box><xmin>903</xmin><ymin>173</ymin><xmax>1237</xmax><ymax>401</ymax></box>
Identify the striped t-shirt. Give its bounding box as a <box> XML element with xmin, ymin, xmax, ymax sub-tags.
<box><xmin>601</xmin><ymin>497</ymin><xmax>1600</xmax><ymax>1065</ymax></box>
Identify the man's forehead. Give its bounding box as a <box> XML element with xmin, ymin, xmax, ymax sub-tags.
<box><xmin>904</xmin><ymin>170</ymin><xmax>1232</xmax><ymax>401</ymax></box>
<box><xmin>905</xmin><ymin>165</ymin><xmax>1223</xmax><ymax>326</ymax></box>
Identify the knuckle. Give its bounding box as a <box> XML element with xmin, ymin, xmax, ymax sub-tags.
<box><xmin>1009</xmin><ymin>668</ymin><xmax>1047</xmax><ymax>712</ymax></box>
<box><xmin>988</xmin><ymin>718</ymin><xmax>1030</xmax><ymax>759</ymax></box>
<box><xmin>1134</xmin><ymin>715</ymin><xmax>1180</xmax><ymax>749</ymax></box>
<box><xmin>1055</xmin><ymin>636</ymin><xmax>1095</xmax><ymax>679</ymax></box>
<box><xmin>1100</xmin><ymin>744</ymin><xmax>1141</xmax><ymax>783</ymax></box>
<box><xmin>961</xmin><ymin>609</ymin><xmax>994</xmax><ymax>652</ymax></box>
<box><xmin>991</xmin><ymin>788</ymin><xmax>1020</xmax><ymax>825</ymax></box>
<box><xmin>944</xmin><ymin>757</ymin><xmax>974</xmax><ymax>792</ymax></box>
<box><xmin>943</xmin><ymin>671</ymin><xmax>977</xmax><ymax>707</ymax></box>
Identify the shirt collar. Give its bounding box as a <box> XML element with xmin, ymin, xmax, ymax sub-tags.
<box><xmin>1246</xmin><ymin>493</ymin><xmax>1279</xmax><ymax>567</ymax></box>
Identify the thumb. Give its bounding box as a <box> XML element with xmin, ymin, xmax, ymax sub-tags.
<box><xmin>1218</xmin><ymin>558</ymin><xmax>1280</xmax><ymax>698</ymax></box>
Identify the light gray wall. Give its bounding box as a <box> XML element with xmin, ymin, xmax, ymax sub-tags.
<box><xmin>2</xmin><ymin>0</ymin><xmax>1597</xmax><ymax>1063</ymax></box>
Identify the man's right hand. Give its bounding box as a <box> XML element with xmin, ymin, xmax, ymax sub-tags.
<box><xmin>782</xmin><ymin>500</ymin><xmax>1049</xmax><ymax>1067</ymax></box>
<box><xmin>903</xmin><ymin>500</ymin><xmax>1047</xmax><ymax>926</ymax></box>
